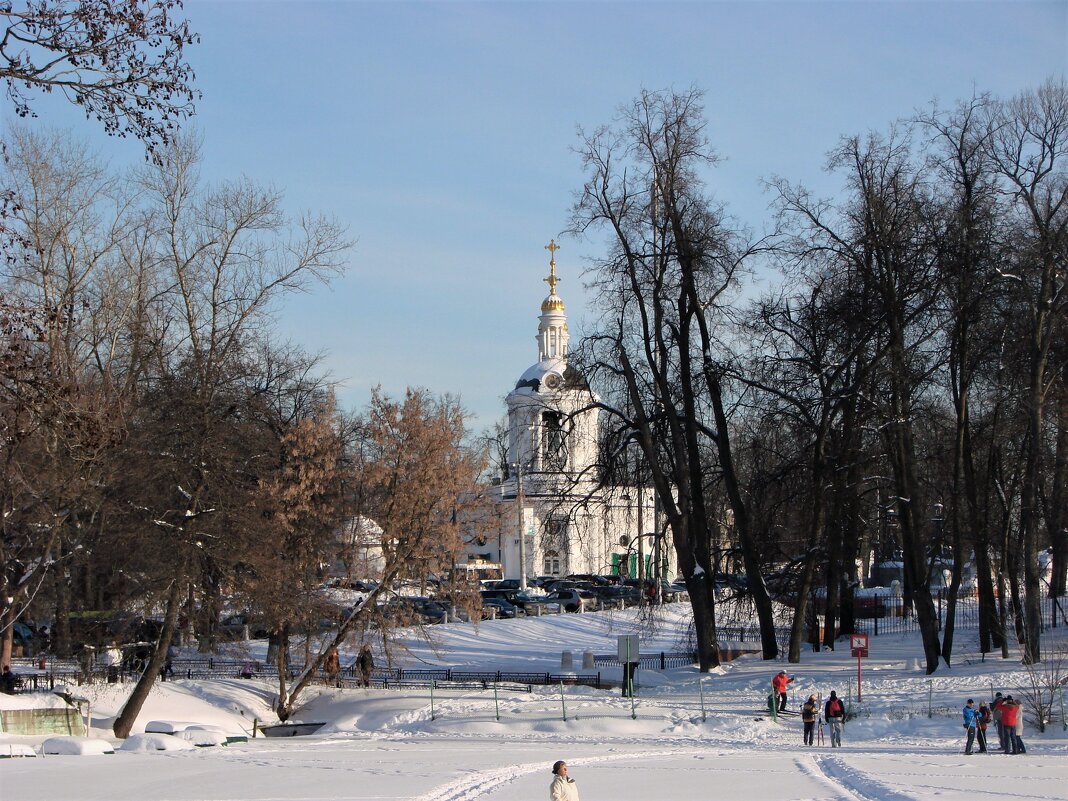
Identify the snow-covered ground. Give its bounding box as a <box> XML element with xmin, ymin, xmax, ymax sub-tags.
<box><xmin>3</xmin><ymin>605</ymin><xmax>1067</xmax><ymax>801</ymax></box>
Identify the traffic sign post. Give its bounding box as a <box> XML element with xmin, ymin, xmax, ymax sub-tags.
<box><xmin>850</xmin><ymin>633</ymin><xmax>869</xmax><ymax>702</ymax></box>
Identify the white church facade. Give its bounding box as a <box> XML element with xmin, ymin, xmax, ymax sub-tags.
<box><xmin>465</xmin><ymin>242</ymin><xmax>675</xmax><ymax>585</ymax></box>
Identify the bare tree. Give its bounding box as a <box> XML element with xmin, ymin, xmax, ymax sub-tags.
<box><xmin>270</xmin><ymin>388</ymin><xmax>487</xmax><ymax>721</ymax></box>
<box><xmin>112</xmin><ymin>134</ymin><xmax>350</xmax><ymax>737</ymax></box>
<box><xmin>738</xmin><ymin>267</ymin><xmax>879</xmax><ymax>661</ymax></box>
<box><xmin>918</xmin><ymin>95</ymin><xmax>1014</xmax><ymax>662</ymax></box>
<box><xmin>570</xmin><ymin>88</ymin><xmax>778</xmax><ymax>668</ymax></box>
<box><xmin>985</xmin><ymin>79</ymin><xmax>1068</xmax><ymax>663</ymax></box>
<box><xmin>1</xmin><ymin>0</ymin><xmax>198</xmax><ymax>156</ymax></box>
<box><xmin>0</xmin><ymin>126</ymin><xmax>142</xmax><ymax>664</ymax></box>
<box><xmin>774</xmin><ymin>128</ymin><xmax>948</xmax><ymax>673</ymax></box>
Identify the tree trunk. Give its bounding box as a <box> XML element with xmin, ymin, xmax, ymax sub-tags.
<box><xmin>113</xmin><ymin>580</ymin><xmax>182</xmax><ymax>738</ymax></box>
<box><xmin>274</xmin><ymin>623</ymin><xmax>291</xmax><ymax>721</ymax></box>
<box><xmin>0</xmin><ymin>605</ymin><xmax>13</xmax><ymax>668</ymax></box>
<box><xmin>705</xmin><ymin>376</ymin><xmax>777</xmax><ymax>660</ymax></box>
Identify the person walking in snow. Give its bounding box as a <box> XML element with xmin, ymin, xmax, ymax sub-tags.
<box><xmin>550</xmin><ymin>760</ymin><xmax>580</xmax><ymax>801</ymax></box>
<box><xmin>324</xmin><ymin>645</ymin><xmax>341</xmax><ymax>685</ymax></box>
<box><xmin>772</xmin><ymin>670</ymin><xmax>795</xmax><ymax>712</ymax></box>
<box><xmin>962</xmin><ymin>699</ymin><xmax>979</xmax><ymax>754</ymax></box>
<box><xmin>802</xmin><ymin>694</ymin><xmax>819</xmax><ymax>745</ymax></box>
<box><xmin>357</xmin><ymin>643</ymin><xmax>375</xmax><ymax>687</ymax></box>
<box><xmin>824</xmin><ymin>690</ymin><xmax>844</xmax><ymax>747</ymax></box>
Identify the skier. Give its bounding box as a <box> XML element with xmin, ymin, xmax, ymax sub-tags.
<box><xmin>772</xmin><ymin>670</ymin><xmax>795</xmax><ymax>712</ymax></box>
<box><xmin>962</xmin><ymin>699</ymin><xmax>979</xmax><ymax>754</ymax></box>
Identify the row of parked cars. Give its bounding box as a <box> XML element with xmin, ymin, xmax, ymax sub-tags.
<box><xmin>217</xmin><ymin>574</ymin><xmax>694</xmax><ymax>639</ymax></box>
<box><xmin>479</xmin><ymin>575</ymin><xmax>690</xmax><ymax>616</ymax></box>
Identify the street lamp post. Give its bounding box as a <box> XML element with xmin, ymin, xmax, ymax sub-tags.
<box><xmin>637</xmin><ymin>484</ymin><xmax>645</xmax><ymax>585</ymax></box>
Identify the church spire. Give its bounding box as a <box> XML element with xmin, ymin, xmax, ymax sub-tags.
<box><xmin>541</xmin><ymin>239</ymin><xmax>565</xmax><ymax>313</ymax></box>
<box><xmin>538</xmin><ymin>240</ymin><xmax>568</xmax><ymax>361</ymax></box>
<box><xmin>544</xmin><ymin>239</ymin><xmax>561</xmax><ymax>295</ymax></box>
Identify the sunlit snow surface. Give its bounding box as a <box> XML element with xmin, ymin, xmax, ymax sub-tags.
<box><xmin>3</xmin><ymin>605</ymin><xmax>1066</xmax><ymax>800</ymax></box>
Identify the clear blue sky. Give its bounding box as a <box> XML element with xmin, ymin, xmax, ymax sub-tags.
<box><xmin>14</xmin><ymin>1</ymin><xmax>1067</xmax><ymax>431</ymax></box>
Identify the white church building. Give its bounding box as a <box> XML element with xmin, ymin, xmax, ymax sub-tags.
<box><xmin>466</xmin><ymin>242</ymin><xmax>674</xmax><ymax>585</ymax></box>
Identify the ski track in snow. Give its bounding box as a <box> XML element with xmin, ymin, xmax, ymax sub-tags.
<box><xmin>804</xmin><ymin>753</ymin><xmax>917</xmax><ymax>801</ymax></box>
<box><xmin>410</xmin><ymin>748</ymin><xmax>690</xmax><ymax>801</ymax></box>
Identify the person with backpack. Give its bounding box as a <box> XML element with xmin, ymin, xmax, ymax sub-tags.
<box><xmin>976</xmin><ymin>701</ymin><xmax>991</xmax><ymax>753</ymax></box>
<box><xmin>824</xmin><ymin>690</ymin><xmax>844</xmax><ymax>747</ymax></box>
<box><xmin>802</xmin><ymin>694</ymin><xmax>819</xmax><ymax>745</ymax></box>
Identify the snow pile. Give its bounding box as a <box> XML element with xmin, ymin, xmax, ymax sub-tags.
<box><xmin>175</xmin><ymin>728</ymin><xmax>228</xmax><ymax>746</ymax></box>
<box><xmin>0</xmin><ymin>743</ymin><xmax>37</xmax><ymax>758</ymax></box>
<box><xmin>119</xmin><ymin>733</ymin><xmax>195</xmax><ymax>752</ymax></box>
<box><xmin>41</xmin><ymin>736</ymin><xmax>114</xmax><ymax>756</ymax></box>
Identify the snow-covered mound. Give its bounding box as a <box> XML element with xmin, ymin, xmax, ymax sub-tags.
<box><xmin>119</xmin><ymin>733</ymin><xmax>196</xmax><ymax>752</ymax></box>
<box><xmin>41</xmin><ymin>736</ymin><xmax>114</xmax><ymax>756</ymax></box>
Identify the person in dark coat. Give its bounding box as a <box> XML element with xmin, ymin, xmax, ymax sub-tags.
<box><xmin>0</xmin><ymin>665</ymin><xmax>17</xmax><ymax>694</ymax></box>
<box><xmin>824</xmin><ymin>690</ymin><xmax>845</xmax><ymax>747</ymax></box>
<box><xmin>357</xmin><ymin>644</ymin><xmax>374</xmax><ymax>687</ymax></box>
<box><xmin>802</xmin><ymin>694</ymin><xmax>819</xmax><ymax>746</ymax></box>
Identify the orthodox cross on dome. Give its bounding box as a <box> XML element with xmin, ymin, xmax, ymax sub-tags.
<box><xmin>544</xmin><ymin>239</ymin><xmax>561</xmax><ymax>295</ymax></box>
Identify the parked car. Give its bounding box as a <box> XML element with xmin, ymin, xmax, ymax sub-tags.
<box><xmin>545</xmin><ymin>588</ymin><xmax>598</xmax><ymax>613</ymax></box>
<box><xmin>383</xmin><ymin>597</ymin><xmax>448</xmax><ymax>624</ymax></box>
<box><xmin>711</xmin><ymin>573</ymin><xmax>748</xmax><ymax>594</ymax></box>
<box><xmin>417</xmin><ymin>599</ymin><xmax>449</xmax><ymax>624</ymax></box>
<box><xmin>544</xmin><ymin>580</ymin><xmax>599</xmax><ymax>594</ymax></box>
<box><xmin>596</xmin><ymin>585</ymin><xmax>642</xmax><ymax>606</ymax></box>
<box><xmin>481</xmin><ymin>597</ymin><xmax>524</xmax><ymax>619</ymax></box>
<box><xmin>508</xmin><ymin>591</ymin><xmax>562</xmax><ymax>614</ymax></box>
<box><xmin>565</xmin><ymin>573</ymin><xmax>613</xmax><ymax>586</ymax></box>
<box><xmin>660</xmin><ymin>580</ymin><xmax>688</xmax><ymax>602</ymax></box>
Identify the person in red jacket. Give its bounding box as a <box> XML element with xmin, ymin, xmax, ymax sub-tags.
<box><xmin>998</xmin><ymin>696</ymin><xmax>1020</xmax><ymax>754</ymax></box>
<box><xmin>772</xmin><ymin>670</ymin><xmax>795</xmax><ymax>712</ymax></box>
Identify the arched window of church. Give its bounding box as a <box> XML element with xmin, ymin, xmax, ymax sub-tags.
<box><xmin>543</xmin><ymin>550</ymin><xmax>561</xmax><ymax>576</ymax></box>
<box><xmin>541</xmin><ymin>411</ymin><xmax>568</xmax><ymax>471</ymax></box>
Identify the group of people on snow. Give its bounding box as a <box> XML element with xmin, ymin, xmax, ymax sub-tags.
<box><xmin>775</xmin><ymin>671</ymin><xmax>846</xmax><ymax>747</ymax></box>
<box><xmin>963</xmin><ymin>693</ymin><xmax>1026</xmax><ymax>755</ymax></box>
<box><xmin>775</xmin><ymin>670</ymin><xmax>1029</xmax><ymax>755</ymax></box>
<box><xmin>799</xmin><ymin>689</ymin><xmax>845</xmax><ymax>747</ymax></box>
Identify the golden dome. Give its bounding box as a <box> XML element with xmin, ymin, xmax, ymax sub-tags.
<box><xmin>541</xmin><ymin>294</ymin><xmax>565</xmax><ymax>313</ymax></box>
